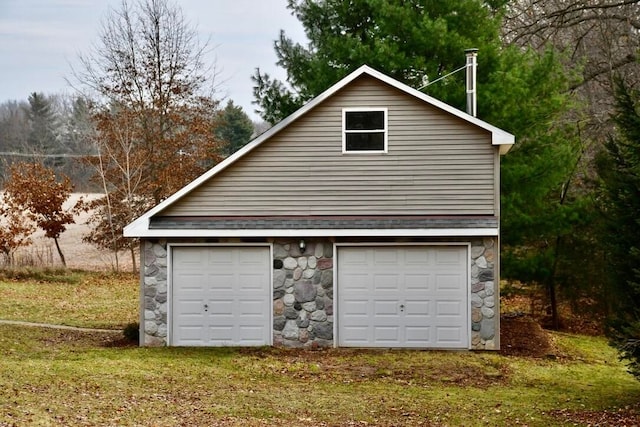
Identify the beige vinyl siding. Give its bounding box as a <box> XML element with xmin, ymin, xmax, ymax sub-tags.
<box><xmin>161</xmin><ymin>76</ymin><xmax>497</xmax><ymax>217</ymax></box>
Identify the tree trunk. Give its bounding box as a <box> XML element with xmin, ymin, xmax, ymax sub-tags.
<box><xmin>53</xmin><ymin>237</ymin><xmax>66</xmax><ymax>267</ymax></box>
<box><xmin>113</xmin><ymin>244</ymin><xmax>120</xmax><ymax>273</ymax></box>
<box><xmin>130</xmin><ymin>245</ymin><xmax>137</xmax><ymax>274</ymax></box>
<box><xmin>547</xmin><ymin>235</ymin><xmax>563</xmax><ymax>330</ymax></box>
<box><xmin>547</xmin><ymin>279</ymin><xmax>560</xmax><ymax>330</ymax></box>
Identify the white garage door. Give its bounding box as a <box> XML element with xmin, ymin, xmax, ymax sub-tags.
<box><xmin>171</xmin><ymin>246</ymin><xmax>270</xmax><ymax>346</ymax></box>
<box><xmin>338</xmin><ymin>245</ymin><xmax>469</xmax><ymax>348</ymax></box>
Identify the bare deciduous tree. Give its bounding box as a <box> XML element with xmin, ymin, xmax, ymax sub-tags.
<box><xmin>504</xmin><ymin>0</ymin><xmax>640</xmax><ymax>137</ymax></box>
<box><xmin>70</xmin><ymin>0</ymin><xmax>222</xmax><ymax>271</ymax></box>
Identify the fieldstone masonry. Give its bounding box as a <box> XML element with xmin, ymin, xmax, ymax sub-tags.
<box><xmin>142</xmin><ymin>239</ymin><xmax>168</xmax><ymax>346</ymax></box>
<box><xmin>140</xmin><ymin>238</ymin><xmax>497</xmax><ymax>350</ymax></box>
<box><xmin>272</xmin><ymin>240</ymin><xmax>334</xmax><ymax>348</ymax></box>
<box><xmin>470</xmin><ymin>238</ymin><xmax>498</xmax><ymax>350</ymax></box>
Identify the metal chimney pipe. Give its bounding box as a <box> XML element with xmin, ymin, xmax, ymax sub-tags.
<box><xmin>465</xmin><ymin>48</ymin><xmax>478</xmax><ymax>117</ymax></box>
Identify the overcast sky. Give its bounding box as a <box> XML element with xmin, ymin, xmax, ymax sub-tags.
<box><xmin>0</xmin><ymin>0</ymin><xmax>307</xmax><ymax>120</ymax></box>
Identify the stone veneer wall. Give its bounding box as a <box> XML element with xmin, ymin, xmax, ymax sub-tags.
<box><xmin>142</xmin><ymin>239</ymin><xmax>168</xmax><ymax>346</ymax></box>
<box><xmin>470</xmin><ymin>238</ymin><xmax>498</xmax><ymax>350</ymax></box>
<box><xmin>140</xmin><ymin>238</ymin><xmax>498</xmax><ymax>349</ymax></box>
<box><xmin>272</xmin><ymin>240</ymin><xmax>334</xmax><ymax>348</ymax></box>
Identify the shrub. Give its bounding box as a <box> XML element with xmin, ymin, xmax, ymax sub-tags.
<box><xmin>123</xmin><ymin>322</ymin><xmax>140</xmax><ymax>344</ymax></box>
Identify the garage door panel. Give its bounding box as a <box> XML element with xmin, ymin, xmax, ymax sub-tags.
<box><xmin>174</xmin><ymin>248</ymin><xmax>205</xmax><ymax>264</ymax></box>
<box><xmin>238</xmin><ymin>325</ymin><xmax>268</xmax><ymax>339</ymax></box>
<box><xmin>374</xmin><ymin>300</ymin><xmax>400</xmax><ymax>316</ymax></box>
<box><xmin>177</xmin><ymin>284</ymin><xmax>205</xmax><ymax>293</ymax></box>
<box><xmin>404</xmin><ymin>300</ymin><xmax>430</xmax><ymax>316</ymax></box>
<box><xmin>405</xmin><ymin>249</ymin><xmax>430</xmax><ymax>265</ymax></box>
<box><xmin>339</xmin><ymin>245</ymin><xmax>468</xmax><ymax>348</ymax></box>
<box><xmin>172</xmin><ymin>246</ymin><xmax>270</xmax><ymax>346</ymax></box>
<box><xmin>208</xmin><ymin>300</ymin><xmax>234</xmax><ymax>315</ymax></box>
<box><xmin>342</xmin><ymin>326</ymin><xmax>369</xmax><ymax>343</ymax></box>
<box><xmin>436</xmin><ymin>248</ymin><xmax>464</xmax><ymax>264</ymax></box>
<box><xmin>342</xmin><ymin>274</ymin><xmax>370</xmax><ymax>291</ymax></box>
<box><xmin>436</xmin><ymin>300</ymin><xmax>463</xmax><ymax>316</ymax></box>
<box><xmin>374</xmin><ymin>274</ymin><xmax>399</xmax><ymax>291</ymax></box>
<box><xmin>239</xmin><ymin>273</ymin><xmax>266</xmax><ymax>291</ymax></box>
<box><xmin>174</xmin><ymin>272</ymin><xmax>206</xmax><ymax>290</ymax></box>
<box><xmin>341</xmin><ymin>249</ymin><xmax>368</xmax><ymax>264</ymax></box>
<box><xmin>374</xmin><ymin>248</ymin><xmax>399</xmax><ymax>264</ymax></box>
<box><xmin>374</xmin><ymin>326</ymin><xmax>400</xmax><ymax>343</ymax></box>
<box><xmin>208</xmin><ymin>326</ymin><xmax>234</xmax><ymax>343</ymax></box>
<box><xmin>239</xmin><ymin>299</ymin><xmax>267</xmax><ymax>316</ymax></box>
<box><xmin>435</xmin><ymin>274</ymin><xmax>465</xmax><ymax>291</ymax></box>
<box><xmin>436</xmin><ymin>327</ymin><xmax>463</xmax><ymax>343</ymax></box>
<box><xmin>404</xmin><ymin>273</ymin><xmax>431</xmax><ymax>290</ymax></box>
<box><xmin>176</xmin><ymin>325</ymin><xmax>206</xmax><ymax>344</ymax></box>
<box><xmin>207</xmin><ymin>274</ymin><xmax>235</xmax><ymax>290</ymax></box>
<box><xmin>209</xmin><ymin>248</ymin><xmax>239</xmax><ymax>264</ymax></box>
<box><xmin>405</xmin><ymin>326</ymin><xmax>431</xmax><ymax>344</ymax></box>
<box><xmin>176</xmin><ymin>299</ymin><xmax>205</xmax><ymax>315</ymax></box>
<box><xmin>342</xmin><ymin>299</ymin><xmax>369</xmax><ymax>316</ymax></box>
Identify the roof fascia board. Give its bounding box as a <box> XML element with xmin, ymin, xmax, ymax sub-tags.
<box><xmin>125</xmin><ymin>227</ymin><xmax>499</xmax><ymax>239</ymax></box>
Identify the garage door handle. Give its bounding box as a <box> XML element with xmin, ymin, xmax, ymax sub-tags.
<box><xmin>399</xmin><ymin>304</ymin><xmax>405</xmax><ymax>312</ymax></box>
<box><xmin>204</xmin><ymin>304</ymin><xmax>208</xmax><ymax>312</ymax></box>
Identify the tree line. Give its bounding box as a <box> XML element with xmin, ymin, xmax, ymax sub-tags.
<box><xmin>1</xmin><ymin>0</ymin><xmax>640</xmax><ymax>377</ymax></box>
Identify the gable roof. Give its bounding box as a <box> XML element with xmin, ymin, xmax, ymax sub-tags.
<box><xmin>124</xmin><ymin>65</ymin><xmax>514</xmax><ymax>238</ymax></box>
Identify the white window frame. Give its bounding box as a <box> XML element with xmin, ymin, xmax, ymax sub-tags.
<box><xmin>342</xmin><ymin>108</ymin><xmax>388</xmax><ymax>154</ymax></box>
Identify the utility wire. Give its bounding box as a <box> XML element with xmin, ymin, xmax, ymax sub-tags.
<box><xmin>0</xmin><ymin>152</ymin><xmax>98</xmax><ymax>158</ymax></box>
<box><xmin>417</xmin><ymin>64</ymin><xmax>468</xmax><ymax>91</ymax></box>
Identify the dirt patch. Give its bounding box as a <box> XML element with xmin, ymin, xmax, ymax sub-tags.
<box><xmin>36</xmin><ymin>327</ymin><xmax>138</xmax><ymax>348</ymax></box>
<box><xmin>550</xmin><ymin>406</ymin><xmax>640</xmax><ymax>426</ymax></box>
<box><xmin>240</xmin><ymin>347</ymin><xmax>509</xmax><ymax>388</ymax></box>
<box><xmin>500</xmin><ymin>314</ymin><xmax>555</xmax><ymax>358</ymax></box>
<box><xmin>38</xmin><ymin>328</ymin><xmax>123</xmax><ymax>348</ymax></box>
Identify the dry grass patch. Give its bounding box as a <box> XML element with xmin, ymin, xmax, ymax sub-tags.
<box><xmin>1</xmin><ymin>324</ymin><xmax>640</xmax><ymax>426</ymax></box>
<box><xmin>0</xmin><ymin>270</ymin><xmax>137</xmax><ymax>329</ymax></box>
<box><xmin>2</xmin><ymin>273</ymin><xmax>640</xmax><ymax>425</ymax></box>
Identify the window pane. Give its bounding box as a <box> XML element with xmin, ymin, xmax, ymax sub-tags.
<box><xmin>345</xmin><ymin>111</ymin><xmax>385</xmax><ymax>130</ymax></box>
<box><xmin>345</xmin><ymin>132</ymin><xmax>385</xmax><ymax>151</ymax></box>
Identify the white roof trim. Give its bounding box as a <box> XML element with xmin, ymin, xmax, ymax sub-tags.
<box><xmin>124</xmin><ymin>227</ymin><xmax>499</xmax><ymax>239</ymax></box>
<box><xmin>123</xmin><ymin>65</ymin><xmax>514</xmax><ymax>237</ymax></box>
<box><xmin>355</xmin><ymin>66</ymin><xmax>515</xmax><ymax>149</ymax></box>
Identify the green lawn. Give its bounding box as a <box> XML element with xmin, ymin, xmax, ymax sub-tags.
<box><xmin>0</xmin><ymin>270</ymin><xmax>138</xmax><ymax>329</ymax></box>
<box><xmin>1</xmin><ymin>272</ymin><xmax>639</xmax><ymax>426</ymax></box>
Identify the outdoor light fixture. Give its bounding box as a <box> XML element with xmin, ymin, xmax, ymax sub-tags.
<box><xmin>299</xmin><ymin>239</ymin><xmax>306</xmax><ymax>253</ymax></box>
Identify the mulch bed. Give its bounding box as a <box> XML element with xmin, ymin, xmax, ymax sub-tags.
<box><xmin>500</xmin><ymin>313</ymin><xmax>555</xmax><ymax>358</ymax></box>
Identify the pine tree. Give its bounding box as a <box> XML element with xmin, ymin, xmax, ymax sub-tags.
<box><xmin>253</xmin><ymin>0</ymin><xmax>509</xmax><ymax>124</ymax></box>
<box><xmin>216</xmin><ymin>100</ymin><xmax>254</xmax><ymax>156</ymax></box>
<box><xmin>597</xmin><ymin>77</ymin><xmax>640</xmax><ymax>379</ymax></box>
<box><xmin>26</xmin><ymin>92</ymin><xmax>61</xmax><ymax>166</ymax></box>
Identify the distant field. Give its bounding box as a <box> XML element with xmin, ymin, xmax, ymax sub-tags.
<box><xmin>13</xmin><ymin>193</ymin><xmax>135</xmax><ymax>272</ymax></box>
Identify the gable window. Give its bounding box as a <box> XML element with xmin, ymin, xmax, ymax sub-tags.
<box><xmin>343</xmin><ymin>108</ymin><xmax>388</xmax><ymax>153</ymax></box>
